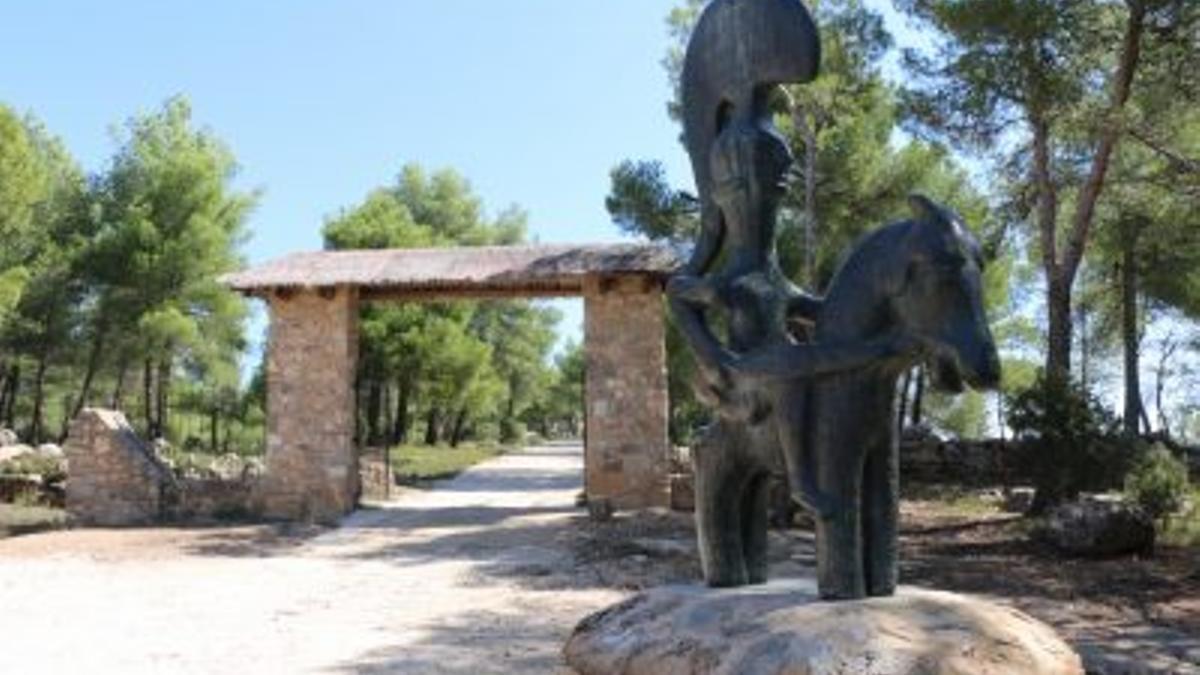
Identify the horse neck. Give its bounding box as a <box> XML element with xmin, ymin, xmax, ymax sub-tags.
<box><xmin>814</xmin><ymin>227</ymin><xmax>903</xmax><ymax>344</ymax></box>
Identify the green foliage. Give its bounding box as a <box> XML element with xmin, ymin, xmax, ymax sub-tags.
<box><xmin>0</xmin><ymin>105</ymin><xmax>52</xmax><ymax>275</ymax></box>
<box><xmin>540</xmin><ymin>341</ymin><xmax>587</xmax><ymax>438</ymax></box>
<box><xmin>323</xmin><ymin>163</ymin><xmax>558</xmax><ymax>449</ymax></box>
<box><xmin>1162</xmin><ymin>486</ymin><xmax>1200</xmax><ymax>548</ymax></box>
<box><xmin>1006</xmin><ymin>372</ymin><xmax>1127</xmax><ymax>511</ymax></box>
<box><xmin>0</xmin><ymin>96</ymin><xmax>261</xmax><ymax>451</ymax></box>
<box><xmin>606</xmin><ymin>160</ymin><xmax>697</xmax><ymax>245</ymax></box>
<box><xmin>0</xmin><ymin>504</ymin><xmax>67</xmax><ymax>538</ymax></box>
<box><xmin>925</xmin><ymin>390</ymin><xmax>988</xmax><ymax>438</ymax></box>
<box><xmin>896</xmin><ymin>0</ymin><xmax>1200</xmax><ymax>378</ymax></box>
<box><xmin>0</xmin><ymin>454</ymin><xmax>65</xmax><ymax>483</ymax></box>
<box><xmin>1125</xmin><ymin>445</ymin><xmax>1191</xmax><ymax>522</ymax></box>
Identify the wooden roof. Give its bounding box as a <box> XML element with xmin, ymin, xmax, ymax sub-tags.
<box><xmin>222</xmin><ymin>243</ymin><xmax>681</xmax><ymax>299</ymax></box>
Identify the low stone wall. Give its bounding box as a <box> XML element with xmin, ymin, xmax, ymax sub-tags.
<box><xmin>669</xmin><ymin>432</ymin><xmax>1030</xmax><ymax>511</ymax></box>
<box><xmin>65</xmin><ymin>409</ymin><xmax>175</xmax><ymax>526</ymax></box>
<box><xmin>65</xmin><ymin>408</ymin><xmax>266</xmax><ymax>525</ymax></box>
<box><xmin>172</xmin><ymin>478</ymin><xmax>261</xmax><ymax>522</ymax></box>
<box><xmin>900</xmin><ymin>433</ymin><xmax>1029</xmax><ymax>486</ymax></box>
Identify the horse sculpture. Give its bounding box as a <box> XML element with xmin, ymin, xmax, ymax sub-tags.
<box><xmin>668</xmin><ymin>0</ymin><xmax>921</xmax><ymax>589</ymax></box>
<box><xmin>671</xmin><ymin>0</ymin><xmax>1000</xmax><ymax>600</ymax></box>
<box><xmin>726</xmin><ymin>195</ymin><xmax>1001</xmax><ymax>599</ymax></box>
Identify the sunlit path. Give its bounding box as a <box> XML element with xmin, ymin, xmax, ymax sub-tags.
<box><xmin>0</xmin><ymin>444</ymin><xmax>626</xmax><ymax>674</ymax></box>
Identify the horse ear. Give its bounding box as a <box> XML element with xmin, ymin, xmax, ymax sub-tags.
<box><xmin>907</xmin><ymin>194</ymin><xmax>940</xmax><ymax>223</ymax></box>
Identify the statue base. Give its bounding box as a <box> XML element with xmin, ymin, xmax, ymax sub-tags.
<box><xmin>563</xmin><ymin>579</ymin><xmax>1083</xmax><ymax>675</ymax></box>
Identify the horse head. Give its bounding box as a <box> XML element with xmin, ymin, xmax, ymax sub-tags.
<box><xmin>889</xmin><ymin>195</ymin><xmax>1001</xmax><ymax>392</ymax></box>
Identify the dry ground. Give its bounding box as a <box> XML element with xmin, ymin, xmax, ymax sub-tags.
<box><xmin>0</xmin><ymin>444</ymin><xmax>1196</xmax><ymax>673</ymax></box>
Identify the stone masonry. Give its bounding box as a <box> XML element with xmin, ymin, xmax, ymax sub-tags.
<box><xmin>258</xmin><ymin>287</ymin><xmax>360</xmax><ymax>523</ymax></box>
<box><xmin>65</xmin><ymin>409</ymin><xmax>174</xmax><ymax>526</ymax></box>
<box><xmin>584</xmin><ymin>275</ymin><xmax>671</xmax><ymax>510</ymax></box>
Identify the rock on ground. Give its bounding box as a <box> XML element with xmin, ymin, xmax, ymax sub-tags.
<box><xmin>0</xmin><ymin>428</ymin><xmax>17</xmax><ymax>447</ymax></box>
<box><xmin>564</xmin><ymin>580</ymin><xmax>1084</xmax><ymax>675</ymax></box>
<box><xmin>1038</xmin><ymin>498</ymin><xmax>1156</xmax><ymax>558</ymax></box>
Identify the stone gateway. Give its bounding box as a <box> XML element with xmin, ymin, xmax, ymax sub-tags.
<box><xmin>224</xmin><ymin>243</ymin><xmax>677</xmax><ymax>522</ymax></box>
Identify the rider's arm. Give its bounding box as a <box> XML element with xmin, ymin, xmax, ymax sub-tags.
<box><xmin>730</xmin><ymin>335</ymin><xmax>920</xmax><ymax>380</ymax></box>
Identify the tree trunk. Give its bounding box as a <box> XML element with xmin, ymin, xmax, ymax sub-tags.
<box><xmin>1046</xmin><ymin>275</ymin><xmax>1073</xmax><ymax>379</ymax></box>
<box><xmin>382</xmin><ymin>384</ymin><xmax>393</xmax><ymax>446</ymax></box>
<box><xmin>896</xmin><ymin>368</ymin><xmax>913</xmax><ymax>436</ymax></box>
<box><xmin>450</xmin><ymin>407</ymin><xmax>468</xmax><ymax>448</ymax></box>
<box><xmin>0</xmin><ymin>359</ymin><xmax>9</xmax><ymax>425</ymax></box>
<box><xmin>1154</xmin><ymin>335</ymin><xmax>1178</xmax><ymax>437</ymax></box>
<box><xmin>366</xmin><ymin>379</ymin><xmax>382</xmax><ymax>447</ymax></box>
<box><xmin>1046</xmin><ymin>0</ymin><xmax>1146</xmax><ymax>377</ymax></box>
<box><xmin>143</xmin><ymin>358</ymin><xmax>155</xmax><ymax>438</ymax></box>
<box><xmin>210</xmin><ymin>405</ymin><xmax>220</xmax><ymax>453</ymax></box>
<box><xmin>4</xmin><ymin>363</ymin><xmax>20</xmax><ymax>429</ymax></box>
<box><xmin>1078</xmin><ymin>302</ymin><xmax>1091</xmax><ymax>391</ymax></box>
<box><xmin>1031</xmin><ymin>113</ymin><xmax>1070</xmax><ymax>380</ymax></box>
<box><xmin>392</xmin><ymin>379</ymin><xmax>410</xmax><ymax>444</ymax></box>
<box><xmin>424</xmin><ymin>406</ymin><xmax>440</xmax><ymax>446</ymax></box>
<box><xmin>29</xmin><ymin>353</ymin><xmax>48</xmax><ymax>443</ymax></box>
<box><xmin>1120</xmin><ymin>223</ymin><xmax>1145</xmax><ymax>436</ymax></box>
<box><xmin>63</xmin><ymin>331</ymin><xmax>105</xmax><ymax>442</ymax></box>
<box><xmin>110</xmin><ymin>357</ymin><xmax>129</xmax><ymax>410</ymax></box>
<box><xmin>155</xmin><ymin>357</ymin><xmax>171</xmax><ymax>440</ymax></box>
<box><xmin>910</xmin><ymin>367</ymin><xmax>926</xmax><ymax>427</ymax></box>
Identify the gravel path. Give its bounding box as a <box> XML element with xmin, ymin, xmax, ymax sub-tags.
<box><xmin>0</xmin><ymin>444</ymin><xmax>626</xmax><ymax>674</ymax></box>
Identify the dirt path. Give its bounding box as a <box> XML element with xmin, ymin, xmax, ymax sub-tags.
<box><xmin>0</xmin><ymin>444</ymin><xmax>626</xmax><ymax>674</ymax></box>
<box><xmin>3</xmin><ymin>445</ymin><xmax>1195</xmax><ymax>673</ymax></box>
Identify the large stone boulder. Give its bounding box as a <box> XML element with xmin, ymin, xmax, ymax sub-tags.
<box><xmin>1037</xmin><ymin>498</ymin><xmax>1156</xmax><ymax>558</ymax></box>
<box><xmin>0</xmin><ymin>428</ymin><xmax>18</xmax><ymax>447</ymax></box>
<box><xmin>564</xmin><ymin>580</ymin><xmax>1082</xmax><ymax>675</ymax></box>
<box><xmin>35</xmin><ymin>443</ymin><xmax>63</xmax><ymax>459</ymax></box>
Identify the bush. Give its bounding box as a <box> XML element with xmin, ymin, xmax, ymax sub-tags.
<box><xmin>0</xmin><ymin>454</ymin><xmax>66</xmax><ymax>483</ymax></box>
<box><xmin>1126</xmin><ymin>445</ymin><xmax>1191</xmax><ymax>524</ymax></box>
<box><xmin>1006</xmin><ymin>372</ymin><xmax>1126</xmax><ymax>513</ymax></box>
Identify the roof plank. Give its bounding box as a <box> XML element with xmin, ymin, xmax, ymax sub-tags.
<box><xmin>222</xmin><ymin>243</ymin><xmax>681</xmax><ymax>296</ymax></box>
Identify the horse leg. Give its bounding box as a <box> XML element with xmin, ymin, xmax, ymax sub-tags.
<box><xmin>862</xmin><ymin>435</ymin><xmax>900</xmax><ymax>597</ymax></box>
<box><xmin>815</xmin><ymin>444</ymin><xmax>866</xmax><ymax>600</ymax></box>
<box><xmin>741</xmin><ymin>472</ymin><xmax>770</xmax><ymax>584</ymax></box>
<box><xmin>775</xmin><ymin>383</ymin><xmax>836</xmax><ymax>517</ymax></box>
<box><xmin>694</xmin><ymin>424</ymin><xmax>750</xmax><ymax>587</ymax></box>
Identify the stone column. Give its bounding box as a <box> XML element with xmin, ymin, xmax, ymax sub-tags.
<box><xmin>583</xmin><ymin>275</ymin><xmax>671</xmax><ymax>511</ymax></box>
<box><xmin>259</xmin><ymin>287</ymin><xmax>360</xmax><ymax>523</ymax></box>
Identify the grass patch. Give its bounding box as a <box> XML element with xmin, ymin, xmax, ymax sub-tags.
<box><xmin>0</xmin><ymin>504</ymin><xmax>67</xmax><ymax>539</ymax></box>
<box><xmin>1162</xmin><ymin>487</ymin><xmax>1200</xmax><ymax>548</ymax></box>
<box><xmin>388</xmin><ymin>443</ymin><xmax>507</xmax><ymax>485</ymax></box>
<box><xmin>903</xmin><ymin>483</ymin><xmax>1003</xmax><ymax>518</ymax></box>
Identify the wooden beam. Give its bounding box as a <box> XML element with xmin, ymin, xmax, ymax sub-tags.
<box><xmin>359</xmin><ymin>284</ymin><xmax>587</xmax><ymax>303</ymax></box>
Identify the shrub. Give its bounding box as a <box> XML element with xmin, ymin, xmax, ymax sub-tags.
<box><xmin>1006</xmin><ymin>372</ymin><xmax>1125</xmax><ymax>513</ymax></box>
<box><xmin>0</xmin><ymin>454</ymin><xmax>66</xmax><ymax>483</ymax></box>
<box><xmin>1126</xmin><ymin>445</ymin><xmax>1191</xmax><ymax>524</ymax></box>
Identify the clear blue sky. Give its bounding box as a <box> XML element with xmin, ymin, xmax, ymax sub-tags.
<box><xmin>1</xmin><ymin>1</ymin><xmax>696</xmax><ymax>254</ymax></box>
<box><xmin>1</xmin><ymin>0</ymin><xmax>918</xmax><ymax>359</ymax></box>
<box><xmin>1</xmin><ymin>1</ymin><xmax>701</xmax><ymax>355</ymax></box>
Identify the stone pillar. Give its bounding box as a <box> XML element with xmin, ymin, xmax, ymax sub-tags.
<box><xmin>259</xmin><ymin>287</ymin><xmax>359</xmax><ymax>523</ymax></box>
<box><xmin>584</xmin><ymin>275</ymin><xmax>671</xmax><ymax>511</ymax></box>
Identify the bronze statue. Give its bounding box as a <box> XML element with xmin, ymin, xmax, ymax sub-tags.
<box><xmin>671</xmin><ymin>0</ymin><xmax>1001</xmax><ymax>599</ymax></box>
